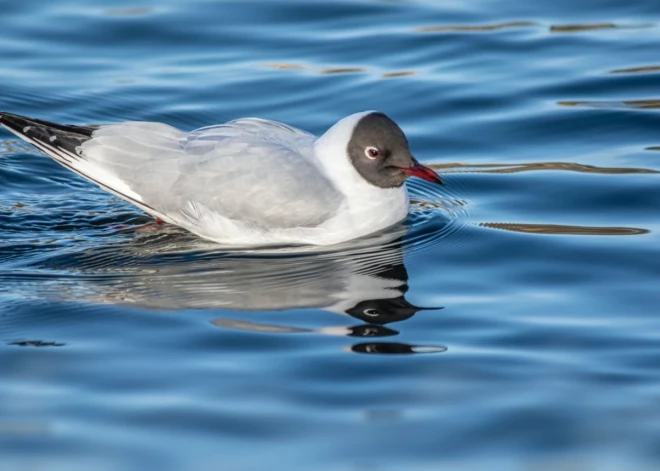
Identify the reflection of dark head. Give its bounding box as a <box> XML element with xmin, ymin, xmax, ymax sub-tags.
<box><xmin>345</xmin><ymin>324</ymin><xmax>399</xmax><ymax>337</ymax></box>
<box><xmin>371</xmin><ymin>263</ymin><xmax>409</xmax><ymax>294</ymax></box>
<box><xmin>351</xmin><ymin>342</ymin><xmax>417</xmax><ymax>354</ymax></box>
<box><xmin>350</xmin><ymin>342</ymin><xmax>447</xmax><ymax>355</ymax></box>
<box><xmin>345</xmin><ymin>296</ymin><xmax>424</xmax><ymax>324</ymax></box>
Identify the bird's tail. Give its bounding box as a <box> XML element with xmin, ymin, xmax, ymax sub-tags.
<box><xmin>0</xmin><ymin>111</ymin><xmax>96</xmax><ymax>168</ymax></box>
<box><xmin>0</xmin><ymin>111</ymin><xmax>170</xmax><ymax>222</ymax></box>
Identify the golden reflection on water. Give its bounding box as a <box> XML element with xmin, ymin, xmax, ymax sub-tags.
<box><xmin>415</xmin><ymin>21</ymin><xmax>536</xmax><ymax>33</ymax></box>
<box><xmin>559</xmin><ymin>99</ymin><xmax>660</xmax><ymax>110</ymax></box>
<box><xmin>319</xmin><ymin>67</ymin><xmax>367</xmax><ymax>75</ymax></box>
<box><xmin>610</xmin><ymin>65</ymin><xmax>660</xmax><ymax>74</ymax></box>
<box><xmin>428</xmin><ymin>162</ymin><xmax>659</xmax><ymax>175</ymax></box>
<box><xmin>549</xmin><ymin>23</ymin><xmax>618</xmax><ymax>32</ymax></box>
<box><xmin>381</xmin><ymin>71</ymin><xmax>416</xmax><ymax>78</ymax></box>
<box><xmin>415</xmin><ymin>21</ymin><xmax>650</xmax><ymax>34</ymax></box>
<box><xmin>481</xmin><ymin>222</ymin><xmax>649</xmax><ymax>236</ymax></box>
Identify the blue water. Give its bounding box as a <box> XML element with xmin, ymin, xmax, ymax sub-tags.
<box><xmin>2</xmin><ymin>0</ymin><xmax>660</xmax><ymax>469</ymax></box>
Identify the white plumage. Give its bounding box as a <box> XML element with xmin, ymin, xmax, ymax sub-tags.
<box><xmin>0</xmin><ymin>110</ymin><xmax>443</xmax><ymax>246</ymax></box>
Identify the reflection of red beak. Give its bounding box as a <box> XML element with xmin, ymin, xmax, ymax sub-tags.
<box><xmin>399</xmin><ymin>159</ymin><xmax>444</xmax><ymax>185</ymax></box>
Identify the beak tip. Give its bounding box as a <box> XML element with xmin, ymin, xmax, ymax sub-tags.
<box><xmin>401</xmin><ymin>160</ymin><xmax>445</xmax><ymax>185</ymax></box>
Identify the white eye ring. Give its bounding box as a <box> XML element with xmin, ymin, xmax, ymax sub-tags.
<box><xmin>365</xmin><ymin>147</ymin><xmax>380</xmax><ymax>159</ymax></box>
<box><xmin>363</xmin><ymin>308</ymin><xmax>379</xmax><ymax>317</ymax></box>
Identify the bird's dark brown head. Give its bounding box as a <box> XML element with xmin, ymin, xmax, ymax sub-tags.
<box><xmin>347</xmin><ymin>112</ymin><xmax>444</xmax><ymax>189</ymax></box>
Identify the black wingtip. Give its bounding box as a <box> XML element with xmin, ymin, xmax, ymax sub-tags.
<box><xmin>0</xmin><ymin>111</ymin><xmax>95</xmax><ymax>138</ymax></box>
<box><xmin>0</xmin><ymin>111</ymin><xmax>28</xmax><ymax>133</ymax></box>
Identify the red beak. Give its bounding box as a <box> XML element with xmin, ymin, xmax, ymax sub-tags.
<box><xmin>400</xmin><ymin>159</ymin><xmax>444</xmax><ymax>185</ymax></box>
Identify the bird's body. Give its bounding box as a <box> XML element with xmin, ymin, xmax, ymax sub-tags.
<box><xmin>0</xmin><ymin>110</ymin><xmax>442</xmax><ymax>246</ymax></box>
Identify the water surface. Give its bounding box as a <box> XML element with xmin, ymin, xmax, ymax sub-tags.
<box><xmin>2</xmin><ymin>0</ymin><xmax>660</xmax><ymax>470</ymax></box>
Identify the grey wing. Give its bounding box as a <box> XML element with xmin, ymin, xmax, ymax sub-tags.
<box><xmin>80</xmin><ymin>118</ymin><xmax>343</xmax><ymax>228</ymax></box>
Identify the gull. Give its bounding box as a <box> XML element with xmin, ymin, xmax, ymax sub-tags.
<box><xmin>0</xmin><ymin>110</ymin><xmax>443</xmax><ymax>246</ymax></box>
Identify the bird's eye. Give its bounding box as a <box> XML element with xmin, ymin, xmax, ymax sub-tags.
<box><xmin>363</xmin><ymin>308</ymin><xmax>380</xmax><ymax>316</ymax></box>
<box><xmin>365</xmin><ymin>147</ymin><xmax>380</xmax><ymax>159</ymax></box>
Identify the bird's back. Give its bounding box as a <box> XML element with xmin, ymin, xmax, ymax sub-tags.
<box><xmin>81</xmin><ymin>118</ymin><xmax>344</xmax><ymax>232</ymax></box>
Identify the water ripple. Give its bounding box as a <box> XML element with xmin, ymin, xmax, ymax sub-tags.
<box><xmin>558</xmin><ymin>99</ymin><xmax>660</xmax><ymax>110</ymax></box>
<box><xmin>3</xmin><ymin>0</ymin><xmax>660</xmax><ymax>467</ymax></box>
<box><xmin>610</xmin><ymin>65</ymin><xmax>660</xmax><ymax>74</ymax></box>
<box><xmin>434</xmin><ymin>161</ymin><xmax>660</xmax><ymax>175</ymax></box>
<box><xmin>480</xmin><ymin>222</ymin><xmax>649</xmax><ymax>236</ymax></box>
<box><xmin>415</xmin><ymin>21</ymin><xmax>537</xmax><ymax>33</ymax></box>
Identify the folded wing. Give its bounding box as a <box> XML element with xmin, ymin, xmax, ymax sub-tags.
<box><xmin>78</xmin><ymin>118</ymin><xmax>344</xmax><ymax>229</ymax></box>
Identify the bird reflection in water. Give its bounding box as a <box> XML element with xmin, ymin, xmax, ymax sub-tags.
<box><xmin>203</xmin><ymin>237</ymin><xmax>446</xmax><ymax>354</ymax></box>
<box><xmin>41</xmin><ymin>227</ymin><xmax>447</xmax><ymax>354</ymax></box>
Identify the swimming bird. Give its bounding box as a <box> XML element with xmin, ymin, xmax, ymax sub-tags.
<box><xmin>0</xmin><ymin>111</ymin><xmax>443</xmax><ymax>246</ymax></box>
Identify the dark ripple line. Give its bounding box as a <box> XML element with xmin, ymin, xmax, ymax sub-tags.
<box><xmin>429</xmin><ymin>162</ymin><xmax>660</xmax><ymax>175</ymax></box>
<box><xmin>414</xmin><ymin>21</ymin><xmax>652</xmax><ymax>34</ymax></box>
<box><xmin>559</xmin><ymin>99</ymin><xmax>660</xmax><ymax>111</ymax></box>
<box><xmin>480</xmin><ymin>222</ymin><xmax>649</xmax><ymax>236</ymax></box>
